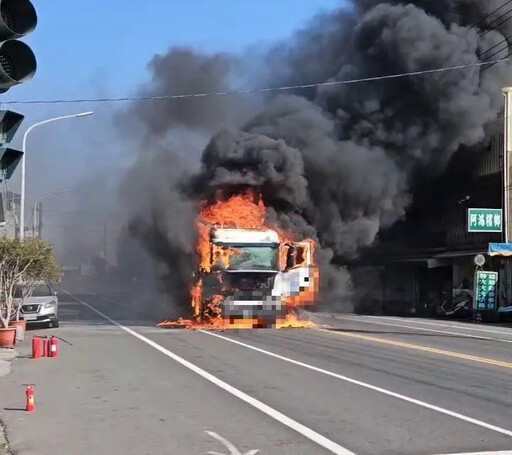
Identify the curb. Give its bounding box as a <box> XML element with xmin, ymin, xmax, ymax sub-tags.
<box><xmin>0</xmin><ymin>420</ymin><xmax>12</xmax><ymax>454</ymax></box>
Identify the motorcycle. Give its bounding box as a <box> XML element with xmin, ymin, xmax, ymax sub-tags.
<box><xmin>436</xmin><ymin>290</ymin><xmax>473</xmax><ymax>320</ymax></box>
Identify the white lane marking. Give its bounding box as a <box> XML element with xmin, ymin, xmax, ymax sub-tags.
<box><xmin>362</xmin><ymin>315</ymin><xmax>512</xmax><ymax>337</ymax></box>
<box><xmin>205</xmin><ymin>431</ymin><xmax>259</xmax><ymax>455</ymax></box>
<box><xmin>62</xmin><ymin>291</ymin><xmax>355</xmax><ymax>455</ymax></box>
<box><xmin>317</xmin><ymin>314</ymin><xmax>512</xmax><ymax>344</ymax></box>
<box><xmin>200</xmin><ymin>331</ymin><xmax>512</xmax><ymax>439</ymax></box>
<box><xmin>433</xmin><ymin>451</ymin><xmax>512</xmax><ymax>454</ymax></box>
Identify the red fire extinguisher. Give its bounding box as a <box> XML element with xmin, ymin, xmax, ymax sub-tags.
<box><xmin>42</xmin><ymin>337</ymin><xmax>49</xmax><ymax>357</ymax></box>
<box><xmin>32</xmin><ymin>337</ymin><xmax>42</xmax><ymax>359</ymax></box>
<box><xmin>26</xmin><ymin>385</ymin><xmax>35</xmax><ymax>412</ymax></box>
<box><xmin>49</xmin><ymin>336</ymin><xmax>58</xmax><ymax>358</ymax></box>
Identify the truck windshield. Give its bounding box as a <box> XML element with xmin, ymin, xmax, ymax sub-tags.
<box><xmin>218</xmin><ymin>245</ymin><xmax>278</xmax><ymax>271</ymax></box>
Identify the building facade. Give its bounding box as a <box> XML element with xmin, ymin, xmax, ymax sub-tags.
<box><xmin>353</xmin><ymin>132</ymin><xmax>505</xmax><ymax>316</ymax></box>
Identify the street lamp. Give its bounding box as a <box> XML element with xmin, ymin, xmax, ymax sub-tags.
<box><xmin>32</xmin><ymin>187</ymin><xmax>81</xmax><ymax>237</ymax></box>
<box><xmin>19</xmin><ymin>111</ymin><xmax>93</xmax><ymax>240</ymax></box>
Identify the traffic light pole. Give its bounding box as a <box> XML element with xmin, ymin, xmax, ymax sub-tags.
<box><xmin>19</xmin><ymin>112</ymin><xmax>93</xmax><ymax>240</ymax></box>
<box><xmin>0</xmin><ymin>0</ymin><xmax>40</xmax><ymax>233</ymax></box>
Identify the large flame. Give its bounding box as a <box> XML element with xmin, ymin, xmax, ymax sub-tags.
<box><xmin>159</xmin><ymin>188</ymin><xmax>319</xmax><ymax>330</ymax></box>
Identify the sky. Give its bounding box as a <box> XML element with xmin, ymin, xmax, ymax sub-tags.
<box><xmin>0</xmin><ymin>0</ymin><xmax>343</xmax><ymax>253</ymax></box>
<box><xmin>2</xmin><ymin>0</ymin><xmax>343</xmax><ymax>195</ymax></box>
<box><xmin>7</xmin><ymin>0</ymin><xmax>343</xmax><ymax>104</ymax></box>
<box><xmin>0</xmin><ymin>0</ymin><xmax>341</xmax><ymax>187</ymax></box>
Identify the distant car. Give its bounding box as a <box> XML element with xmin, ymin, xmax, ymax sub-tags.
<box><xmin>14</xmin><ymin>283</ymin><xmax>59</xmax><ymax>328</ymax></box>
<box><xmin>498</xmin><ymin>305</ymin><xmax>512</xmax><ymax>322</ymax></box>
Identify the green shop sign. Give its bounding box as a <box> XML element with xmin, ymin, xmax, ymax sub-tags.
<box><xmin>474</xmin><ymin>271</ymin><xmax>498</xmax><ymax>311</ymax></box>
<box><xmin>468</xmin><ymin>208</ymin><xmax>502</xmax><ymax>233</ymax></box>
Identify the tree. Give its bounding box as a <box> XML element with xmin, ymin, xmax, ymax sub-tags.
<box><xmin>0</xmin><ymin>238</ymin><xmax>61</xmax><ymax>328</ymax></box>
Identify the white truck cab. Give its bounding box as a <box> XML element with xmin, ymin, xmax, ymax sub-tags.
<box><xmin>200</xmin><ymin>228</ymin><xmax>316</xmax><ymax>324</ymax></box>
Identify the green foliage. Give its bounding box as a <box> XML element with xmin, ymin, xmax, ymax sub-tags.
<box><xmin>0</xmin><ymin>238</ymin><xmax>61</xmax><ymax>328</ymax></box>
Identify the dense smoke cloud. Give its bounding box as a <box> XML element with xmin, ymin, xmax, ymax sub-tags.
<box><xmin>114</xmin><ymin>49</ymin><xmax>256</xmax><ymax>312</ymax></box>
<box><xmin>117</xmin><ymin>0</ymin><xmax>511</xmax><ymax>311</ymax></box>
<box><xmin>118</xmin><ymin>141</ymin><xmax>198</xmax><ymax>314</ymax></box>
<box><xmin>117</xmin><ymin>48</ymin><xmax>259</xmax><ymax>138</ymax></box>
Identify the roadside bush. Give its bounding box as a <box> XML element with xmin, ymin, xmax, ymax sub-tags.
<box><xmin>0</xmin><ymin>238</ymin><xmax>61</xmax><ymax>328</ymax></box>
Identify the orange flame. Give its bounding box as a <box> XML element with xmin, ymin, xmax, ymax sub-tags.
<box><xmin>191</xmin><ymin>278</ymin><xmax>203</xmax><ymax>319</ymax></box>
<box><xmin>200</xmin><ymin>189</ymin><xmax>266</xmax><ymax>229</ymax></box>
<box><xmin>276</xmin><ymin>313</ymin><xmax>316</xmax><ymax>329</ymax></box>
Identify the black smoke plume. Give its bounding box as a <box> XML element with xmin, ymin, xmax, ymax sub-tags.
<box><xmin>117</xmin><ymin>0</ymin><xmax>511</xmax><ymax>312</ymax></box>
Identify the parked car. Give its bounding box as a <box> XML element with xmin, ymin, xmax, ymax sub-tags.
<box><xmin>14</xmin><ymin>282</ymin><xmax>59</xmax><ymax>328</ymax></box>
<box><xmin>498</xmin><ymin>305</ymin><xmax>512</xmax><ymax>322</ymax></box>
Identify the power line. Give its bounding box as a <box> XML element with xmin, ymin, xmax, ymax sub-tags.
<box><xmin>482</xmin><ymin>44</ymin><xmax>510</xmax><ymax>63</ymax></box>
<box><xmin>481</xmin><ymin>42</ymin><xmax>511</xmax><ymax>68</ymax></box>
<box><xmin>2</xmin><ymin>57</ymin><xmax>512</xmax><ymax>107</ymax></box>
<box><xmin>481</xmin><ymin>7</ymin><xmax>512</xmax><ymax>35</ymax></box>
<box><xmin>481</xmin><ymin>33</ymin><xmax>512</xmax><ymax>57</ymax></box>
<box><xmin>440</xmin><ymin>4</ymin><xmax>512</xmax><ymax>80</ymax></box>
<box><xmin>483</xmin><ymin>50</ymin><xmax>512</xmax><ymax>71</ymax></box>
<box><xmin>470</xmin><ymin>0</ymin><xmax>512</xmax><ymax>30</ymax></box>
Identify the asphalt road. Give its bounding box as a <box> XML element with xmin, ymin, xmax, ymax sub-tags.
<box><xmin>1</xmin><ymin>291</ymin><xmax>512</xmax><ymax>455</ymax></box>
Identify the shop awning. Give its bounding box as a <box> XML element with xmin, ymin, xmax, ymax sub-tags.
<box><xmin>488</xmin><ymin>243</ymin><xmax>512</xmax><ymax>257</ymax></box>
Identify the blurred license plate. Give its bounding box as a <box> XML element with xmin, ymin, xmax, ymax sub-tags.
<box><xmin>24</xmin><ymin>315</ymin><xmax>37</xmax><ymax>321</ymax></box>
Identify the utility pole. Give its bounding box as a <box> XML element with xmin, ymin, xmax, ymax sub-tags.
<box><xmin>32</xmin><ymin>187</ymin><xmax>82</xmax><ymax>238</ymax></box>
<box><xmin>37</xmin><ymin>201</ymin><xmax>42</xmax><ymax>238</ymax></box>
<box><xmin>502</xmin><ymin>87</ymin><xmax>512</xmax><ymax>243</ymax></box>
<box><xmin>103</xmin><ymin>220</ymin><xmax>107</xmax><ymax>261</ymax></box>
<box><xmin>501</xmin><ymin>87</ymin><xmax>512</xmax><ymax>308</ymax></box>
<box><xmin>32</xmin><ymin>201</ymin><xmax>37</xmax><ymax>237</ymax></box>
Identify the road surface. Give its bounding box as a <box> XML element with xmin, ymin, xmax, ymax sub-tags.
<box><xmin>0</xmin><ymin>290</ymin><xmax>511</xmax><ymax>455</ymax></box>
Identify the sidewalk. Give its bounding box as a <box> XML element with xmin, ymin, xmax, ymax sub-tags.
<box><xmin>1</xmin><ymin>347</ymin><xmax>19</xmax><ymax>453</ymax></box>
<box><xmin>0</xmin><ymin>348</ymin><xmax>17</xmax><ymax>379</ymax></box>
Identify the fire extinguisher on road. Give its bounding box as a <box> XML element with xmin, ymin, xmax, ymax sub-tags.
<box><xmin>49</xmin><ymin>336</ymin><xmax>58</xmax><ymax>358</ymax></box>
<box><xmin>32</xmin><ymin>337</ymin><xmax>42</xmax><ymax>359</ymax></box>
<box><xmin>43</xmin><ymin>337</ymin><xmax>49</xmax><ymax>357</ymax></box>
<box><xmin>32</xmin><ymin>335</ymin><xmax>70</xmax><ymax>359</ymax></box>
<box><xmin>26</xmin><ymin>385</ymin><xmax>35</xmax><ymax>413</ymax></box>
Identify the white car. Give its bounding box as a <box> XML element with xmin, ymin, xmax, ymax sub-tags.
<box><xmin>14</xmin><ymin>283</ymin><xmax>59</xmax><ymax>328</ymax></box>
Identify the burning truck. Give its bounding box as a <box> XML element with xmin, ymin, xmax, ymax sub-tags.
<box><xmin>161</xmin><ymin>189</ymin><xmax>319</xmax><ymax>329</ymax></box>
<box><xmin>194</xmin><ymin>226</ymin><xmax>316</xmax><ymax>327</ymax></box>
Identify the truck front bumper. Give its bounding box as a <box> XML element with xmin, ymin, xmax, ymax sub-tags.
<box><xmin>222</xmin><ymin>297</ymin><xmax>285</xmax><ymax>320</ymax></box>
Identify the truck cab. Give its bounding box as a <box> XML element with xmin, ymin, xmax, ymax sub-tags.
<box><xmin>199</xmin><ymin>228</ymin><xmax>315</xmax><ymax>326</ymax></box>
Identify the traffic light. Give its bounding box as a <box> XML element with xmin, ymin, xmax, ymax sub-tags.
<box><xmin>0</xmin><ymin>109</ymin><xmax>24</xmax><ymax>179</ymax></box>
<box><xmin>0</xmin><ymin>146</ymin><xmax>21</xmax><ymax>178</ymax></box>
<box><xmin>0</xmin><ymin>0</ymin><xmax>37</xmax><ymax>93</ymax></box>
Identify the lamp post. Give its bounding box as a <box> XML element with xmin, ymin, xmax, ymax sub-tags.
<box><xmin>32</xmin><ymin>187</ymin><xmax>81</xmax><ymax>238</ymax></box>
<box><xmin>19</xmin><ymin>111</ymin><xmax>93</xmax><ymax>240</ymax></box>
